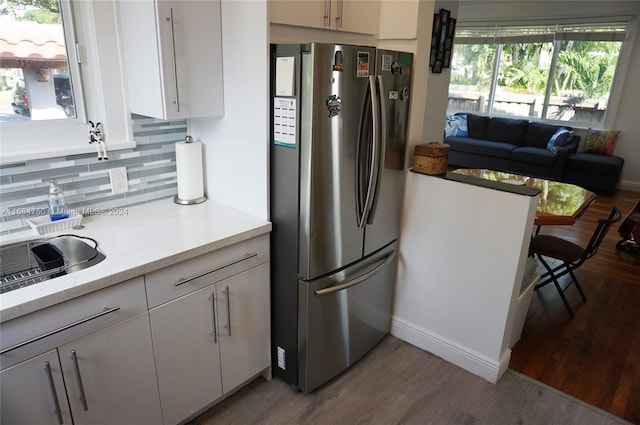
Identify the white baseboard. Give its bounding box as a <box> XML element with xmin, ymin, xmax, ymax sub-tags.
<box><xmin>390</xmin><ymin>316</ymin><xmax>511</xmax><ymax>384</ymax></box>
<box><xmin>620</xmin><ymin>179</ymin><xmax>640</xmax><ymax>193</ymax></box>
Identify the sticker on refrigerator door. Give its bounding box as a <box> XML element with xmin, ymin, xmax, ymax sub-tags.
<box><xmin>273</xmin><ymin>97</ymin><xmax>297</xmax><ymax>148</ymax></box>
<box><xmin>381</xmin><ymin>54</ymin><xmax>392</xmax><ymax>71</ymax></box>
<box><xmin>332</xmin><ymin>50</ymin><xmax>344</xmax><ymax>72</ymax></box>
<box><xmin>326</xmin><ymin>94</ymin><xmax>342</xmax><ymax>118</ymax></box>
<box><xmin>391</xmin><ymin>61</ymin><xmax>402</xmax><ymax>75</ymax></box>
<box><xmin>400</xmin><ymin>52</ymin><xmax>412</xmax><ymax>75</ymax></box>
<box><xmin>402</xmin><ymin>87</ymin><xmax>410</xmax><ymax>101</ymax></box>
<box><xmin>356</xmin><ymin>51</ymin><xmax>370</xmax><ymax>77</ymax></box>
<box><xmin>388</xmin><ymin>90</ymin><xmax>399</xmax><ymax>100</ymax></box>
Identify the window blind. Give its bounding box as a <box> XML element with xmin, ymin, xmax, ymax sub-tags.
<box><xmin>455</xmin><ymin>22</ymin><xmax>628</xmax><ymax>44</ymax></box>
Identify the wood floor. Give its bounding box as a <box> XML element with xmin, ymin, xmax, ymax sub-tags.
<box><xmin>194</xmin><ymin>336</ymin><xmax>628</xmax><ymax>425</ymax></box>
<box><xmin>510</xmin><ymin>189</ymin><xmax>640</xmax><ymax>424</ymax></box>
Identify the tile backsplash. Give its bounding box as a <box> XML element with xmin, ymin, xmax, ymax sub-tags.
<box><xmin>0</xmin><ymin>115</ymin><xmax>186</xmax><ymax>235</ymax></box>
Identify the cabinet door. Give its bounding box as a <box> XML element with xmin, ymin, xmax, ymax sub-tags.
<box><xmin>269</xmin><ymin>0</ymin><xmax>328</xmax><ymax>29</ymax></box>
<box><xmin>218</xmin><ymin>263</ymin><xmax>271</xmax><ymax>393</ymax></box>
<box><xmin>150</xmin><ymin>284</ymin><xmax>223</xmax><ymax>425</ymax></box>
<box><xmin>156</xmin><ymin>0</ymin><xmax>224</xmax><ymax>119</ymax></box>
<box><xmin>269</xmin><ymin>0</ymin><xmax>378</xmax><ymax>34</ymax></box>
<box><xmin>120</xmin><ymin>0</ymin><xmax>223</xmax><ymax>119</ymax></box>
<box><xmin>1</xmin><ymin>350</ymin><xmax>73</xmax><ymax>425</ymax></box>
<box><xmin>59</xmin><ymin>314</ymin><xmax>162</xmax><ymax>425</ymax></box>
<box><xmin>338</xmin><ymin>0</ymin><xmax>378</xmax><ymax>35</ymax></box>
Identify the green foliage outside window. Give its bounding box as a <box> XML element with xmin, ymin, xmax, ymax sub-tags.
<box><xmin>448</xmin><ymin>27</ymin><xmax>624</xmax><ymax>124</ymax></box>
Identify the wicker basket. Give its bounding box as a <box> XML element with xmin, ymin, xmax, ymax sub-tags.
<box><xmin>413</xmin><ymin>143</ymin><xmax>449</xmax><ymax>175</ymax></box>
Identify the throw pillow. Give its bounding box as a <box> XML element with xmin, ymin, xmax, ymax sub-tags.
<box><xmin>444</xmin><ymin>114</ymin><xmax>468</xmax><ymax>138</ymax></box>
<box><xmin>546</xmin><ymin>127</ymin><xmax>573</xmax><ymax>153</ymax></box>
<box><xmin>581</xmin><ymin>129</ymin><xmax>621</xmax><ymax>156</ymax></box>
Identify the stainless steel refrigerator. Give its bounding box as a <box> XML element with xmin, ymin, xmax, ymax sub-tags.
<box><xmin>270</xmin><ymin>43</ymin><xmax>413</xmax><ymax>392</ymax></box>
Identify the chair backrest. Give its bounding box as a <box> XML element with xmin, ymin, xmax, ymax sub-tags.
<box><xmin>582</xmin><ymin>206</ymin><xmax>622</xmax><ymax>263</ymax></box>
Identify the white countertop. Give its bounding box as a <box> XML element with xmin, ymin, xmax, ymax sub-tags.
<box><xmin>0</xmin><ymin>198</ymin><xmax>271</xmax><ymax>323</ymax></box>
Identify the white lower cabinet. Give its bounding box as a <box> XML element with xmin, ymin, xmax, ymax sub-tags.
<box><xmin>150</xmin><ymin>262</ymin><xmax>271</xmax><ymax>425</ymax></box>
<box><xmin>150</xmin><ymin>283</ymin><xmax>223</xmax><ymax>425</ymax></box>
<box><xmin>217</xmin><ymin>263</ymin><xmax>271</xmax><ymax>393</ymax></box>
<box><xmin>1</xmin><ymin>235</ymin><xmax>271</xmax><ymax>425</ymax></box>
<box><xmin>1</xmin><ymin>349</ymin><xmax>73</xmax><ymax>425</ymax></box>
<box><xmin>58</xmin><ymin>314</ymin><xmax>163</xmax><ymax>425</ymax></box>
<box><xmin>0</xmin><ymin>314</ymin><xmax>162</xmax><ymax>425</ymax></box>
<box><xmin>0</xmin><ymin>277</ymin><xmax>162</xmax><ymax>425</ymax></box>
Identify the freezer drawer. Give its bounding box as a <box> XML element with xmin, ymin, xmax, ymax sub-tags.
<box><xmin>298</xmin><ymin>242</ymin><xmax>397</xmax><ymax>392</ymax></box>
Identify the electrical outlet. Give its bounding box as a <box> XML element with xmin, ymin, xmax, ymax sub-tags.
<box><xmin>109</xmin><ymin>167</ymin><xmax>129</xmax><ymax>194</ymax></box>
<box><xmin>277</xmin><ymin>346</ymin><xmax>286</xmax><ymax>370</ymax></box>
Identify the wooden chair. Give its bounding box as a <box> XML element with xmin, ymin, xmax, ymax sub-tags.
<box><xmin>616</xmin><ymin>199</ymin><xmax>640</xmax><ymax>254</ymax></box>
<box><xmin>529</xmin><ymin>206</ymin><xmax>622</xmax><ymax>318</ymax></box>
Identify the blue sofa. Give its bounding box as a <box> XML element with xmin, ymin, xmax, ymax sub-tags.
<box><xmin>445</xmin><ymin>114</ymin><xmax>624</xmax><ymax>195</ymax></box>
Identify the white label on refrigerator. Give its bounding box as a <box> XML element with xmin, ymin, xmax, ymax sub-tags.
<box><xmin>274</xmin><ymin>97</ymin><xmax>297</xmax><ymax>148</ymax></box>
<box><xmin>275</xmin><ymin>57</ymin><xmax>295</xmax><ymax>96</ymax></box>
<box><xmin>381</xmin><ymin>54</ymin><xmax>392</xmax><ymax>71</ymax></box>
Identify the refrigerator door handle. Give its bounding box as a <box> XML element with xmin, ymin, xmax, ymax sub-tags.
<box><xmin>314</xmin><ymin>249</ymin><xmax>396</xmax><ymax>296</ymax></box>
<box><xmin>358</xmin><ymin>75</ymin><xmax>380</xmax><ymax>229</ymax></box>
<box><xmin>366</xmin><ymin>75</ymin><xmax>387</xmax><ymax>224</ymax></box>
<box><xmin>355</xmin><ymin>79</ymin><xmax>369</xmax><ymax>226</ymax></box>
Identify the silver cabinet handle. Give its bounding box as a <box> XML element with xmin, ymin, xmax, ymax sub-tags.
<box><xmin>174</xmin><ymin>253</ymin><xmax>258</xmax><ymax>287</ymax></box>
<box><xmin>208</xmin><ymin>293</ymin><xmax>218</xmax><ymax>343</ymax></box>
<box><xmin>315</xmin><ymin>250</ymin><xmax>396</xmax><ymax>296</ymax></box>
<box><xmin>336</xmin><ymin>0</ymin><xmax>343</xmax><ymax>27</ymax></box>
<box><xmin>71</xmin><ymin>350</ymin><xmax>88</xmax><ymax>411</ymax></box>
<box><xmin>324</xmin><ymin>0</ymin><xmax>331</xmax><ymax>26</ymax></box>
<box><xmin>0</xmin><ymin>307</ymin><xmax>120</xmax><ymax>355</ymax></box>
<box><xmin>223</xmin><ymin>286</ymin><xmax>231</xmax><ymax>336</ymax></box>
<box><xmin>45</xmin><ymin>361</ymin><xmax>64</xmax><ymax>425</ymax></box>
<box><xmin>167</xmin><ymin>8</ymin><xmax>180</xmax><ymax>112</ymax></box>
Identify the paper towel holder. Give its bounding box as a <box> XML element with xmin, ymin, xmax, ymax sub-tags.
<box><xmin>174</xmin><ymin>135</ymin><xmax>207</xmax><ymax>205</ymax></box>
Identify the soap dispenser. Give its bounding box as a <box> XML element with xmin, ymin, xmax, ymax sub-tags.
<box><xmin>48</xmin><ymin>180</ymin><xmax>69</xmax><ymax>221</ymax></box>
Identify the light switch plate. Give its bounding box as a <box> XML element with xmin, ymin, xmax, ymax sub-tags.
<box><xmin>109</xmin><ymin>167</ymin><xmax>129</xmax><ymax>194</ymax></box>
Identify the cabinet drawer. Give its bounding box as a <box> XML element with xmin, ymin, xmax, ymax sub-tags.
<box><xmin>145</xmin><ymin>234</ymin><xmax>269</xmax><ymax>308</ymax></box>
<box><xmin>0</xmin><ymin>277</ymin><xmax>146</xmax><ymax>369</ymax></box>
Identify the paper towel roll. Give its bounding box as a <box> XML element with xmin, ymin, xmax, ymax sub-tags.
<box><xmin>175</xmin><ymin>139</ymin><xmax>205</xmax><ymax>202</ymax></box>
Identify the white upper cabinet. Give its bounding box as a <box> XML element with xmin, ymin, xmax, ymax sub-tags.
<box><xmin>119</xmin><ymin>0</ymin><xmax>224</xmax><ymax>120</ymax></box>
<box><xmin>270</xmin><ymin>0</ymin><xmax>379</xmax><ymax>35</ymax></box>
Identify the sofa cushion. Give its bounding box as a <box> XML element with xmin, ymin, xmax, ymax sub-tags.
<box><xmin>511</xmin><ymin>147</ymin><xmax>556</xmax><ymax>167</ymax></box>
<box><xmin>464</xmin><ymin>113</ymin><xmax>490</xmax><ymax>140</ymax></box>
<box><xmin>446</xmin><ymin>137</ymin><xmax>516</xmax><ymax>159</ymax></box>
<box><xmin>581</xmin><ymin>129</ymin><xmax>621</xmax><ymax>156</ymax></box>
<box><xmin>567</xmin><ymin>152</ymin><xmax>624</xmax><ymax>175</ymax></box>
<box><xmin>546</xmin><ymin>127</ymin><xmax>574</xmax><ymax>153</ymax></box>
<box><xmin>524</xmin><ymin>122</ymin><xmax>566</xmax><ymax>149</ymax></box>
<box><xmin>486</xmin><ymin>117</ymin><xmax>529</xmax><ymax>146</ymax></box>
<box><xmin>445</xmin><ymin>114</ymin><xmax>468</xmax><ymax>137</ymax></box>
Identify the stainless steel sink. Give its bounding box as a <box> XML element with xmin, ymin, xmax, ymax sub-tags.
<box><xmin>0</xmin><ymin>235</ymin><xmax>106</xmax><ymax>294</ymax></box>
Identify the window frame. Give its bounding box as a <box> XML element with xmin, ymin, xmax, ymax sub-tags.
<box><xmin>447</xmin><ymin>19</ymin><xmax>637</xmax><ymax>130</ymax></box>
<box><xmin>0</xmin><ymin>0</ymin><xmax>135</xmax><ymax>165</ymax></box>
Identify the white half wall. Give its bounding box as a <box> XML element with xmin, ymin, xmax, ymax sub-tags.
<box><xmin>392</xmin><ymin>172</ymin><xmax>538</xmax><ymax>382</ymax></box>
<box><xmin>189</xmin><ymin>1</ymin><xmax>269</xmax><ymax>220</ymax></box>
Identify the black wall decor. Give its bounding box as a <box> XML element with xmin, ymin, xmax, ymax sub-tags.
<box><xmin>429</xmin><ymin>8</ymin><xmax>456</xmax><ymax>74</ymax></box>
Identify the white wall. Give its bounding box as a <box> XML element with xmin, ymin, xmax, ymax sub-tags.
<box><xmin>456</xmin><ymin>0</ymin><xmax>640</xmax><ymax>192</ymax></box>
<box><xmin>190</xmin><ymin>1</ymin><xmax>269</xmax><ymax>220</ymax></box>
<box><xmin>613</xmin><ymin>16</ymin><xmax>640</xmax><ymax>192</ymax></box>
<box><xmin>393</xmin><ymin>172</ymin><xmax>538</xmax><ymax>382</ymax></box>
